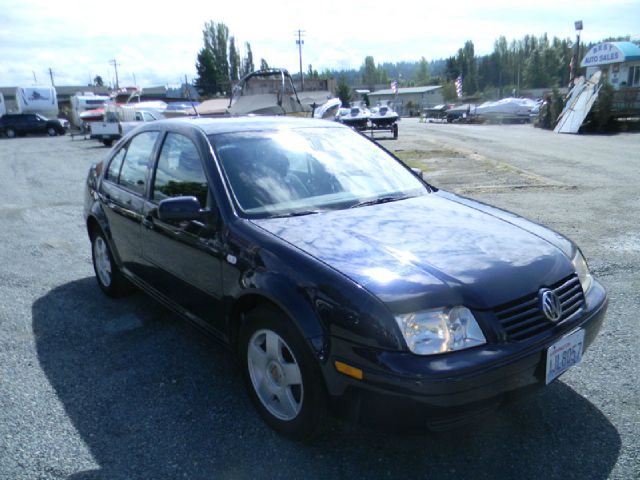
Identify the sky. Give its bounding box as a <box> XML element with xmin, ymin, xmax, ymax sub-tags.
<box><xmin>0</xmin><ymin>0</ymin><xmax>639</xmax><ymax>88</ymax></box>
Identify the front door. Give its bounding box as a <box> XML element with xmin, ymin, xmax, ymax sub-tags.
<box><xmin>140</xmin><ymin>132</ymin><xmax>226</xmax><ymax>335</ymax></box>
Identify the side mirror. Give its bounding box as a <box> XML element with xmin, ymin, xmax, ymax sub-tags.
<box><xmin>157</xmin><ymin>196</ymin><xmax>202</xmax><ymax>222</ymax></box>
<box><xmin>410</xmin><ymin>167</ymin><xmax>427</xmax><ymax>181</ymax></box>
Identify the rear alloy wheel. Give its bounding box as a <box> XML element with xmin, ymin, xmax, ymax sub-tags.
<box><xmin>240</xmin><ymin>305</ymin><xmax>326</xmax><ymax>440</ymax></box>
<box><xmin>91</xmin><ymin>229</ymin><xmax>132</xmax><ymax>297</ymax></box>
<box><xmin>47</xmin><ymin>126</ymin><xmax>57</xmax><ymax>136</ymax></box>
<box><xmin>5</xmin><ymin>128</ymin><xmax>16</xmax><ymax>138</ymax></box>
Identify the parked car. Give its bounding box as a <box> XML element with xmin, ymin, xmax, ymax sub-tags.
<box><xmin>90</xmin><ymin>108</ymin><xmax>162</xmax><ymax>146</ymax></box>
<box><xmin>0</xmin><ymin>113</ymin><xmax>67</xmax><ymax>138</ymax></box>
<box><xmin>84</xmin><ymin>117</ymin><xmax>607</xmax><ymax>439</ymax></box>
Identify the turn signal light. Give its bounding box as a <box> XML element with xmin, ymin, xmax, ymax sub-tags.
<box><xmin>334</xmin><ymin>361</ymin><xmax>363</xmax><ymax>380</ymax></box>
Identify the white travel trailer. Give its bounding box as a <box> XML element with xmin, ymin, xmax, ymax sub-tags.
<box><xmin>0</xmin><ymin>92</ymin><xmax>6</xmax><ymax>117</ymax></box>
<box><xmin>16</xmin><ymin>86</ymin><xmax>59</xmax><ymax>118</ymax></box>
<box><xmin>70</xmin><ymin>93</ymin><xmax>110</xmax><ymax>127</ymax></box>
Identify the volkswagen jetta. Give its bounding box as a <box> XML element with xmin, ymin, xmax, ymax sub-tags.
<box><xmin>84</xmin><ymin>117</ymin><xmax>607</xmax><ymax>439</ymax></box>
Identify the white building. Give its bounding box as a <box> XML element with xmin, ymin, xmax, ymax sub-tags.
<box><xmin>581</xmin><ymin>41</ymin><xmax>640</xmax><ymax>89</ymax></box>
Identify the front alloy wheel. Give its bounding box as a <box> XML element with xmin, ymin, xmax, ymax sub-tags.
<box><xmin>247</xmin><ymin>329</ymin><xmax>304</xmax><ymax>421</ymax></box>
<box><xmin>240</xmin><ymin>305</ymin><xmax>326</xmax><ymax>440</ymax></box>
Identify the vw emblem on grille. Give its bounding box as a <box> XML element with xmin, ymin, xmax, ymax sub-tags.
<box><xmin>540</xmin><ymin>289</ymin><xmax>563</xmax><ymax>322</ymax></box>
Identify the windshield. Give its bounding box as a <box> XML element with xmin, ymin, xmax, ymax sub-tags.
<box><xmin>240</xmin><ymin>72</ymin><xmax>295</xmax><ymax>96</ymax></box>
<box><xmin>211</xmin><ymin>126</ymin><xmax>427</xmax><ymax>218</ymax></box>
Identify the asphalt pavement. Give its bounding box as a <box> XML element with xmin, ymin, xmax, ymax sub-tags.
<box><xmin>0</xmin><ymin>123</ymin><xmax>638</xmax><ymax>479</ymax></box>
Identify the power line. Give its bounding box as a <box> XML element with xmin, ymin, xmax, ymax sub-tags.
<box><xmin>295</xmin><ymin>29</ymin><xmax>305</xmax><ymax>91</ymax></box>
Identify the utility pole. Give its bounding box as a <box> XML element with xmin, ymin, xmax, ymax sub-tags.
<box><xmin>184</xmin><ymin>75</ymin><xmax>191</xmax><ymax>100</ymax></box>
<box><xmin>571</xmin><ymin>21</ymin><xmax>583</xmax><ymax>85</ymax></box>
<box><xmin>110</xmin><ymin>59</ymin><xmax>121</xmax><ymax>90</ymax></box>
<box><xmin>32</xmin><ymin>71</ymin><xmax>37</xmax><ymax>83</ymax></box>
<box><xmin>48</xmin><ymin>68</ymin><xmax>55</xmax><ymax>86</ymax></box>
<box><xmin>295</xmin><ymin>30</ymin><xmax>305</xmax><ymax>91</ymax></box>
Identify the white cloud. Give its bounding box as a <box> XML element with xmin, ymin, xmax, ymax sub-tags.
<box><xmin>0</xmin><ymin>0</ymin><xmax>638</xmax><ymax>86</ymax></box>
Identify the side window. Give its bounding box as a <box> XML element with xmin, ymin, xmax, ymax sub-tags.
<box><xmin>153</xmin><ymin>133</ymin><xmax>209</xmax><ymax>207</ymax></box>
<box><xmin>118</xmin><ymin>131</ymin><xmax>159</xmax><ymax>195</ymax></box>
<box><xmin>106</xmin><ymin>147</ymin><xmax>127</xmax><ymax>181</ymax></box>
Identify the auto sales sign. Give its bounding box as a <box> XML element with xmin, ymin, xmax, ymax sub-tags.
<box><xmin>581</xmin><ymin>42</ymin><xmax>625</xmax><ymax>67</ymax></box>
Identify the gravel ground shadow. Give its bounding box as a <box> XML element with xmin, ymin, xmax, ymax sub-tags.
<box><xmin>33</xmin><ymin>278</ymin><xmax>621</xmax><ymax>480</ymax></box>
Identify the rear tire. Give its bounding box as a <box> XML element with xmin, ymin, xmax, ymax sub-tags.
<box><xmin>91</xmin><ymin>228</ymin><xmax>133</xmax><ymax>297</ymax></box>
<box><xmin>5</xmin><ymin>128</ymin><xmax>16</xmax><ymax>138</ymax></box>
<box><xmin>47</xmin><ymin>127</ymin><xmax>57</xmax><ymax>136</ymax></box>
<box><xmin>239</xmin><ymin>305</ymin><xmax>327</xmax><ymax>440</ymax></box>
<box><xmin>102</xmin><ymin>139</ymin><xmax>113</xmax><ymax>147</ymax></box>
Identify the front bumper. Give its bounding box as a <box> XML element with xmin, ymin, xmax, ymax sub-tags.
<box><xmin>324</xmin><ymin>280</ymin><xmax>608</xmax><ymax>427</ymax></box>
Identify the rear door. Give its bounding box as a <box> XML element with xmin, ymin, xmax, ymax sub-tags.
<box><xmin>14</xmin><ymin>115</ymin><xmax>29</xmax><ymax>134</ymax></box>
<box><xmin>140</xmin><ymin>131</ymin><xmax>226</xmax><ymax>334</ymax></box>
<box><xmin>99</xmin><ymin>130</ymin><xmax>160</xmax><ymax>277</ymax></box>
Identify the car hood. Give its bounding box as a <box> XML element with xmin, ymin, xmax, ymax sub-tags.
<box><xmin>252</xmin><ymin>192</ymin><xmax>574</xmax><ymax>312</ymax></box>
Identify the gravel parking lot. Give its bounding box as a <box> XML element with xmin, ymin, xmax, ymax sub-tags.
<box><xmin>0</xmin><ymin>121</ymin><xmax>638</xmax><ymax>479</ymax></box>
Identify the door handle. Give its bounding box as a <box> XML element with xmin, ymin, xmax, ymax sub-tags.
<box><xmin>142</xmin><ymin>216</ymin><xmax>154</xmax><ymax>230</ymax></box>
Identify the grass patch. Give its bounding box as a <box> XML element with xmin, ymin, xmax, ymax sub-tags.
<box><xmin>392</xmin><ymin>149</ymin><xmax>445</xmax><ymax>171</ymax></box>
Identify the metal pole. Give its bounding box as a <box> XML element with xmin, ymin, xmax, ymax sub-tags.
<box><xmin>48</xmin><ymin>68</ymin><xmax>55</xmax><ymax>86</ymax></box>
<box><xmin>571</xmin><ymin>21</ymin><xmax>583</xmax><ymax>84</ymax></box>
<box><xmin>110</xmin><ymin>59</ymin><xmax>120</xmax><ymax>90</ymax></box>
<box><xmin>296</xmin><ymin>30</ymin><xmax>305</xmax><ymax>92</ymax></box>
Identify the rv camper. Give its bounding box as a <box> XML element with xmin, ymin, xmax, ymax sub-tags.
<box><xmin>16</xmin><ymin>86</ymin><xmax>58</xmax><ymax>118</ymax></box>
<box><xmin>70</xmin><ymin>93</ymin><xmax>109</xmax><ymax>127</ymax></box>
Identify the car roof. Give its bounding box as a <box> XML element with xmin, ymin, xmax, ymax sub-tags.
<box><xmin>149</xmin><ymin>116</ymin><xmax>344</xmax><ymax>136</ymax></box>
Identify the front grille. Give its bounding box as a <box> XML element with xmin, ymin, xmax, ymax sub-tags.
<box><xmin>494</xmin><ymin>274</ymin><xmax>585</xmax><ymax>341</ymax></box>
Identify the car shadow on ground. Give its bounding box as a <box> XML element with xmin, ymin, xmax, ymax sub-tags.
<box><xmin>33</xmin><ymin>278</ymin><xmax>621</xmax><ymax>480</ymax></box>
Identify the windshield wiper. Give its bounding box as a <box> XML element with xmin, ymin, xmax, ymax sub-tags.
<box><xmin>271</xmin><ymin>209</ymin><xmax>325</xmax><ymax>218</ymax></box>
<box><xmin>349</xmin><ymin>195</ymin><xmax>413</xmax><ymax>209</ymax></box>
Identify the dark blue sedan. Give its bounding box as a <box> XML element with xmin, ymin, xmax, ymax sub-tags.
<box><xmin>84</xmin><ymin>117</ymin><xmax>607</xmax><ymax>439</ymax></box>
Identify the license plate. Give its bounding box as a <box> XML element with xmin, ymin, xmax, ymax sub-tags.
<box><xmin>545</xmin><ymin>329</ymin><xmax>585</xmax><ymax>384</ymax></box>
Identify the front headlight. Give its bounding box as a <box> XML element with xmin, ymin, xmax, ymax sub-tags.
<box><xmin>572</xmin><ymin>249</ymin><xmax>593</xmax><ymax>293</ymax></box>
<box><xmin>394</xmin><ymin>306</ymin><xmax>486</xmax><ymax>355</ymax></box>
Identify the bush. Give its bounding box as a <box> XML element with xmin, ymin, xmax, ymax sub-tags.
<box><xmin>594</xmin><ymin>82</ymin><xmax>615</xmax><ymax>131</ymax></box>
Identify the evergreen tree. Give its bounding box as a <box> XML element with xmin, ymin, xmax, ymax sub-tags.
<box><xmin>242</xmin><ymin>42</ymin><xmax>254</xmax><ymax>77</ymax></box>
<box><xmin>336</xmin><ymin>76</ymin><xmax>352</xmax><ymax>107</ymax></box>
<box><xmin>195</xmin><ymin>45</ymin><xmax>218</xmax><ymax>96</ymax></box>
<box><xmin>416</xmin><ymin>57</ymin><xmax>430</xmax><ymax>85</ymax></box>
<box><xmin>214</xmin><ymin>23</ymin><xmax>230</xmax><ymax>94</ymax></box>
<box><xmin>229</xmin><ymin>36</ymin><xmax>241</xmax><ymax>83</ymax></box>
<box><xmin>362</xmin><ymin>56</ymin><xmax>378</xmax><ymax>86</ymax></box>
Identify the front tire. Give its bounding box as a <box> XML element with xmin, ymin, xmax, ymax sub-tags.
<box><xmin>47</xmin><ymin>127</ymin><xmax>57</xmax><ymax>136</ymax></box>
<box><xmin>5</xmin><ymin>128</ymin><xmax>16</xmax><ymax>138</ymax></box>
<box><xmin>239</xmin><ymin>305</ymin><xmax>327</xmax><ymax>440</ymax></box>
<box><xmin>91</xmin><ymin>228</ymin><xmax>132</xmax><ymax>297</ymax></box>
